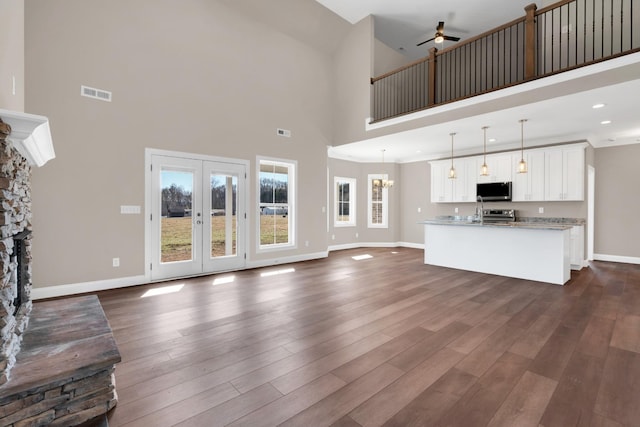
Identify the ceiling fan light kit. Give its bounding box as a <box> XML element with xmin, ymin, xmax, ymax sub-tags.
<box><xmin>417</xmin><ymin>21</ymin><xmax>461</xmax><ymax>46</ymax></box>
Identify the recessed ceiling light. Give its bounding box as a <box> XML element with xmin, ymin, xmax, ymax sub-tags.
<box><xmin>600</xmin><ymin>120</ymin><xmax>611</xmax><ymax>125</ymax></box>
<box><xmin>489</xmin><ymin>138</ymin><xmax>496</xmax><ymax>142</ymax></box>
<box><xmin>416</xmin><ymin>150</ymin><xmax>422</xmax><ymax>153</ymax></box>
<box><xmin>592</xmin><ymin>103</ymin><xmax>606</xmax><ymax>109</ymax></box>
<box><xmin>607</xmin><ymin>138</ymin><xmax>616</xmax><ymax>142</ymax></box>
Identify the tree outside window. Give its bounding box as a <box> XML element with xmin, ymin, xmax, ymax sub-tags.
<box><xmin>259</xmin><ymin>158</ymin><xmax>295</xmax><ymax>248</ymax></box>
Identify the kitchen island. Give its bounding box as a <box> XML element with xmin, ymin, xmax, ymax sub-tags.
<box><xmin>420</xmin><ymin>219</ymin><xmax>572</xmax><ymax>285</ymax></box>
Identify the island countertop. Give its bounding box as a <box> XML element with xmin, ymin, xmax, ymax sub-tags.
<box><xmin>418</xmin><ymin>219</ymin><xmax>573</xmax><ymax>231</ymax></box>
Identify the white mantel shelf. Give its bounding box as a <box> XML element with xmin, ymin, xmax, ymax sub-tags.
<box><xmin>421</xmin><ymin>221</ymin><xmax>571</xmax><ymax>285</ymax></box>
<box><xmin>0</xmin><ymin>109</ymin><xmax>55</xmax><ymax>167</ymax></box>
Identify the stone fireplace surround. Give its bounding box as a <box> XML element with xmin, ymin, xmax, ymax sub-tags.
<box><xmin>0</xmin><ymin>117</ymin><xmax>120</xmax><ymax>426</ymax></box>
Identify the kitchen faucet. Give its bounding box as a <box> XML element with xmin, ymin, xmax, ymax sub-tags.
<box><xmin>476</xmin><ymin>195</ymin><xmax>484</xmax><ymax>223</ymax></box>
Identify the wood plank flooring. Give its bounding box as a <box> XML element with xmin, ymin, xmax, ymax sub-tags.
<box><xmin>93</xmin><ymin>247</ymin><xmax>640</xmax><ymax>426</ymax></box>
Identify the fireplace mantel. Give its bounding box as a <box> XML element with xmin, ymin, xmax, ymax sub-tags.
<box><xmin>0</xmin><ymin>109</ymin><xmax>55</xmax><ymax>167</ymax></box>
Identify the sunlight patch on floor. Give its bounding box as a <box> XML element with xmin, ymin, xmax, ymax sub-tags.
<box><xmin>352</xmin><ymin>254</ymin><xmax>373</xmax><ymax>260</ymax></box>
<box><xmin>141</xmin><ymin>284</ymin><xmax>184</xmax><ymax>298</ymax></box>
<box><xmin>260</xmin><ymin>268</ymin><xmax>296</xmax><ymax>277</ymax></box>
<box><xmin>212</xmin><ymin>275</ymin><xmax>236</xmax><ymax>286</ymax></box>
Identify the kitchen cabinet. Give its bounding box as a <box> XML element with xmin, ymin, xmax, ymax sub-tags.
<box><xmin>430</xmin><ymin>160</ymin><xmax>453</xmax><ymax>203</ymax></box>
<box><xmin>512</xmin><ymin>149</ymin><xmax>545</xmax><ymax>201</ymax></box>
<box><xmin>570</xmin><ymin>224</ymin><xmax>584</xmax><ymax>270</ymax></box>
<box><xmin>453</xmin><ymin>157</ymin><xmax>478</xmax><ymax>202</ymax></box>
<box><xmin>477</xmin><ymin>153</ymin><xmax>512</xmax><ymax>183</ymax></box>
<box><xmin>545</xmin><ymin>146</ymin><xmax>585</xmax><ymax>201</ymax></box>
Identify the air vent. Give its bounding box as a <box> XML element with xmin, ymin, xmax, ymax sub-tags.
<box><xmin>276</xmin><ymin>128</ymin><xmax>291</xmax><ymax>138</ymax></box>
<box><xmin>81</xmin><ymin>85</ymin><xmax>112</xmax><ymax>102</ymax></box>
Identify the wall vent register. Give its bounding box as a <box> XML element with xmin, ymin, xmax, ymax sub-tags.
<box><xmin>81</xmin><ymin>85</ymin><xmax>112</xmax><ymax>102</ymax></box>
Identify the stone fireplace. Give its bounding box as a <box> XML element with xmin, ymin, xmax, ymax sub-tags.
<box><xmin>0</xmin><ymin>113</ymin><xmax>120</xmax><ymax>426</ymax></box>
<box><xmin>0</xmin><ymin>120</ymin><xmax>33</xmax><ymax>386</ymax></box>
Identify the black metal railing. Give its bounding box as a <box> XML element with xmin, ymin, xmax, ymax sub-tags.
<box><xmin>370</xmin><ymin>0</ymin><xmax>639</xmax><ymax>123</ymax></box>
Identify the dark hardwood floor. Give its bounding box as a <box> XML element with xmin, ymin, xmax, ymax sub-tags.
<box><xmin>96</xmin><ymin>247</ymin><xmax>640</xmax><ymax>426</ymax></box>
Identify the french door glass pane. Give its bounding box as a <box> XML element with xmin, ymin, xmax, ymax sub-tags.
<box><xmin>210</xmin><ymin>173</ymin><xmax>237</xmax><ymax>258</ymax></box>
<box><xmin>160</xmin><ymin>169</ymin><xmax>194</xmax><ymax>263</ymax></box>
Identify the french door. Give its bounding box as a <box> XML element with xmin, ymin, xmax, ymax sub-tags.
<box><xmin>148</xmin><ymin>152</ymin><xmax>246</xmax><ymax>281</ymax></box>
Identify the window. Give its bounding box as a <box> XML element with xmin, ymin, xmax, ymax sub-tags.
<box><xmin>258</xmin><ymin>158</ymin><xmax>296</xmax><ymax>249</ymax></box>
<box><xmin>368</xmin><ymin>174</ymin><xmax>388</xmax><ymax>228</ymax></box>
<box><xmin>334</xmin><ymin>177</ymin><xmax>356</xmax><ymax>227</ymax></box>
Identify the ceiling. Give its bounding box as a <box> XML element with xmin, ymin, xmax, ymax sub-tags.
<box><xmin>314</xmin><ymin>0</ymin><xmax>640</xmax><ymax>163</ymax></box>
<box><xmin>315</xmin><ymin>0</ymin><xmax>536</xmax><ymax>61</ymax></box>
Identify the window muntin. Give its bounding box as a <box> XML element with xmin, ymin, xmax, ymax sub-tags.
<box><xmin>368</xmin><ymin>174</ymin><xmax>388</xmax><ymax>228</ymax></box>
<box><xmin>334</xmin><ymin>177</ymin><xmax>356</xmax><ymax>227</ymax></box>
<box><xmin>258</xmin><ymin>158</ymin><xmax>295</xmax><ymax>249</ymax></box>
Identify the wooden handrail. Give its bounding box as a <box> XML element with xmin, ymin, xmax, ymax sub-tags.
<box><xmin>369</xmin><ymin>0</ymin><xmax>638</xmax><ymax>122</ymax></box>
<box><xmin>371</xmin><ymin>56</ymin><xmax>431</xmax><ymax>84</ymax></box>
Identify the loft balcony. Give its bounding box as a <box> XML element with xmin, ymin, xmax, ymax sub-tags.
<box><xmin>370</xmin><ymin>0</ymin><xmax>640</xmax><ymax>124</ymax></box>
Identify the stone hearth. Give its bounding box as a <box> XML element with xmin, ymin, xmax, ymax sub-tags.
<box><xmin>0</xmin><ymin>117</ymin><xmax>119</xmax><ymax>425</ymax></box>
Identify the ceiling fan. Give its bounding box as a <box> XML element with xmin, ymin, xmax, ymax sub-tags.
<box><xmin>417</xmin><ymin>21</ymin><xmax>461</xmax><ymax>46</ymax></box>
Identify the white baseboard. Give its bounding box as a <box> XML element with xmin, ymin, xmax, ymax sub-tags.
<box><xmin>398</xmin><ymin>241</ymin><xmax>425</xmax><ymax>250</ymax></box>
<box><xmin>245</xmin><ymin>251</ymin><xmax>328</xmax><ymax>269</ymax></box>
<box><xmin>32</xmin><ymin>252</ymin><xmax>331</xmax><ymax>300</ymax></box>
<box><xmin>593</xmin><ymin>253</ymin><xmax>640</xmax><ymax>265</ymax></box>
<box><xmin>328</xmin><ymin>241</ymin><xmax>424</xmax><ymax>252</ymax></box>
<box><xmin>32</xmin><ymin>275</ymin><xmax>148</xmax><ymax>300</ymax></box>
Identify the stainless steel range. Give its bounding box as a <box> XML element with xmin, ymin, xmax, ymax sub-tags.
<box><xmin>481</xmin><ymin>209</ymin><xmax>516</xmax><ymax>223</ymax></box>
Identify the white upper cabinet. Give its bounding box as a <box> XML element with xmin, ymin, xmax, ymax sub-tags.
<box><xmin>512</xmin><ymin>149</ymin><xmax>545</xmax><ymax>201</ymax></box>
<box><xmin>430</xmin><ymin>160</ymin><xmax>453</xmax><ymax>203</ymax></box>
<box><xmin>545</xmin><ymin>145</ymin><xmax>585</xmax><ymax>201</ymax></box>
<box><xmin>453</xmin><ymin>157</ymin><xmax>478</xmax><ymax>202</ymax></box>
<box><xmin>477</xmin><ymin>153</ymin><xmax>512</xmax><ymax>183</ymax></box>
<box><xmin>430</xmin><ymin>143</ymin><xmax>586</xmax><ymax>203</ymax></box>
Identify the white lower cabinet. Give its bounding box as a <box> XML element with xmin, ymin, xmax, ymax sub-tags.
<box><xmin>570</xmin><ymin>225</ymin><xmax>584</xmax><ymax>270</ymax></box>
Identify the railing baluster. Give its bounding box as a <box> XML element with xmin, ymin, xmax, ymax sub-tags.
<box><xmin>368</xmin><ymin>0</ymin><xmax>637</xmax><ymax>123</ymax></box>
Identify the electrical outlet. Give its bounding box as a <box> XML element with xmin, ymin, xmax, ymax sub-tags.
<box><xmin>305</xmin><ymin>240</ymin><xmax>309</xmax><ymax>247</ymax></box>
<box><xmin>355</xmin><ymin>232</ymin><xmax>359</xmax><ymax>238</ymax></box>
<box><xmin>538</xmin><ymin>207</ymin><xmax>544</xmax><ymax>214</ymax></box>
<box><xmin>331</xmin><ymin>234</ymin><xmax>335</xmax><ymax>240</ymax></box>
<box><xmin>112</xmin><ymin>258</ymin><xmax>120</xmax><ymax>267</ymax></box>
<box><xmin>417</xmin><ymin>207</ymin><xmax>422</xmax><ymax>213</ymax></box>
<box><xmin>454</xmin><ymin>207</ymin><xmax>459</xmax><ymax>213</ymax></box>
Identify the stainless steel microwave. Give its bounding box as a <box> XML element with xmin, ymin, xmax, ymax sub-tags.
<box><xmin>476</xmin><ymin>182</ymin><xmax>512</xmax><ymax>201</ymax></box>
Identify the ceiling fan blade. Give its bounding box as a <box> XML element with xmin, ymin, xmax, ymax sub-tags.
<box><xmin>436</xmin><ymin>21</ymin><xmax>445</xmax><ymax>32</ymax></box>
<box><xmin>444</xmin><ymin>35</ymin><xmax>461</xmax><ymax>42</ymax></box>
<box><xmin>417</xmin><ymin>37</ymin><xmax>435</xmax><ymax>47</ymax></box>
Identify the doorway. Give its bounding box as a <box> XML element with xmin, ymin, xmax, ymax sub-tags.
<box><xmin>146</xmin><ymin>150</ymin><xmax>247</xmax><ymax>281</ymax></box>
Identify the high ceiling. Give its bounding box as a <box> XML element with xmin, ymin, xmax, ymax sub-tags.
<box><xmin>314</xmin><ymin>0</ymin><xmax>640</xmax><ymax>163</ymax></box>
<box><xmin>315</xmin><ymin>0</ymin><xmax>536</xmax><ymax>60</ymax></box>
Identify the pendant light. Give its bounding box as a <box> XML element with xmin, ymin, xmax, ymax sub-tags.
<box><xmin>518</xmin><ymin>119</ymin><xmax>528</xmax><ymax>174</ymax></box>
<box><xmin>374</xmin><ymin>149</ymin><xmax>394</xmax><ymax>188</ymax></box>
<box><xmin>448</xmin><ymin>133</ymin><xmax>457</xmax><ymax>179</ymax></box>
<box><xmin>480</xmin><ymin>126</ymin><xmax>489</xmax><ymax>176</ymax></box>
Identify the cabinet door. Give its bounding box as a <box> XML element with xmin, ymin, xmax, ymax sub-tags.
<box><xmin>478</xmin><ymin>153</ymin><xmax>513</xmax><ymax>183</ymax></box>
<box><xmin>453</xmin><ymin>158</ymin><xmax>478</xmax><ymax>202</ymax></box>
<box><xmin>545</xmin><ymin>147</ymin><xmax>584</xmax><ymax>201</ymax></box>
<box><xmin>514</xmin><ymin>150</ymin><xmax>545</xmax><ymax>202</ymax></box>
<box><xmin>545</xmin><ymin>149</ymin><xmax>564</xmax><ymax>201</ymax></box>
<box><xmin>430</xmin><ymin>161</ymin><xmax>453</xmax><ymax>203</ymax></box>
<box><xmin>564</xmin><ymin>148</ymin><xmax>584</xmax><ymax>200</ymax></box>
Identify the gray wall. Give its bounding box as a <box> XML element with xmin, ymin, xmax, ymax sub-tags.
<box><xmin>26</xmin><ymin>0</ymin><xmax>334</xmax><ymax>287</ymax></box>
<box><xmin>0</xmin><ymin>0</ymin><xmax>24</xmax><ymax>111</ymax></box>
<box><xmin>328</xmin><ymin>157</ymin><xmax>400</xmax><ymax>246</ymax></box>
<box><xmin>594</xmin><ymin>144</ymin><xmax>640</xmax><ymax>258</ymax></box>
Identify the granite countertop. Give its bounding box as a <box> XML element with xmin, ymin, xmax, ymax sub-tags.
<box><xmin>420</xmin><ymin>216</ymin><xmax>581</xmax><ymax>231</ymax></box>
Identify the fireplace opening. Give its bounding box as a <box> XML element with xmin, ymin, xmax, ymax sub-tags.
<box><xmin>12</xmin><ymin>230</ymin><xmax>31</xmax><ymax>316</ymax></box>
